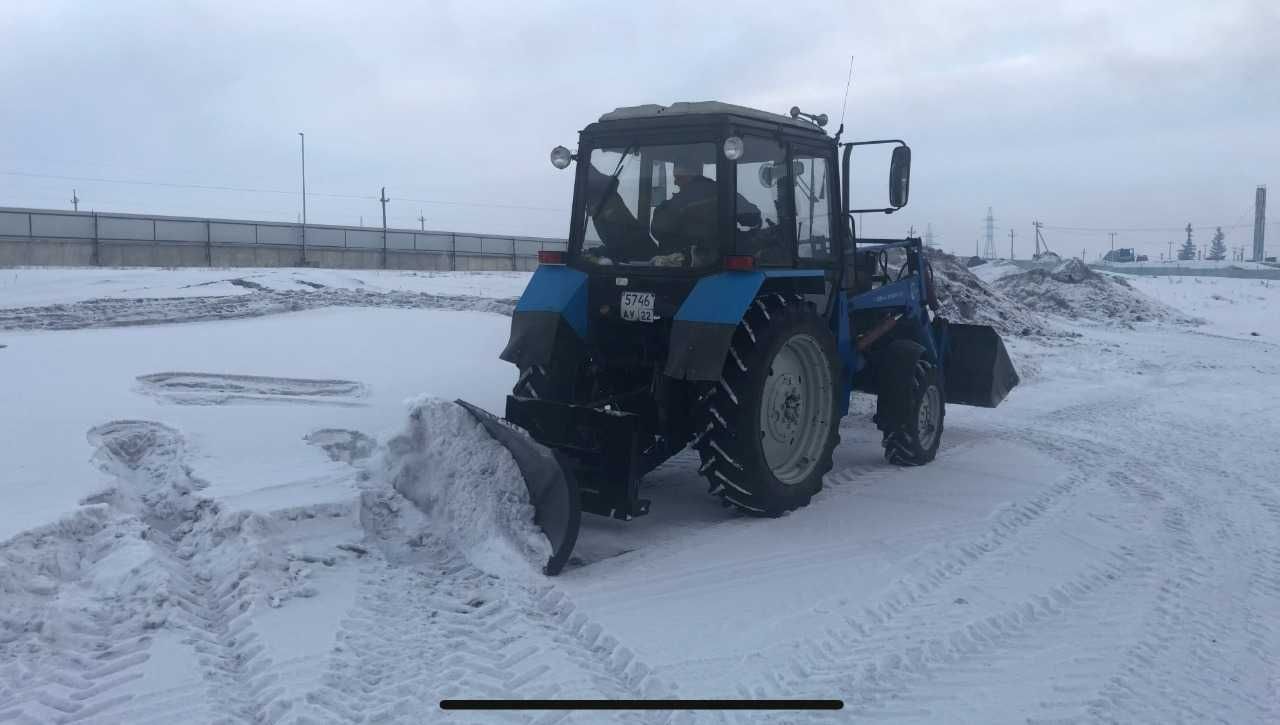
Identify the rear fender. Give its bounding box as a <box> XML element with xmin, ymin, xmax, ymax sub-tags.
<box><xmin>500</xmin><ymin>265</ymin><xmax>588</xmax><ymax>369</ymax></box>
<box><xmin>664</xmin><ymin>270</ymin><xmax>825</xmax><ymax>381</ymax></box>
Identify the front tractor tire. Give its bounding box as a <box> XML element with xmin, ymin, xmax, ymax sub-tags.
<box><xmin>876</xmin><ymin>340</ymin><xmax>945</xmax><ymax>466</ymax></box>
<box><xmin>693</xmin><ymin>295</ymin><xmax>841</xmax><ymax>516</ymax></box>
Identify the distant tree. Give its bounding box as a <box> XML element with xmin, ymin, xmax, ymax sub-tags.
<box><xmin>1178</xmin><ymin>223</ymin><xmax>1197</xmax><ymax>261</ymax></box>
<box><xmin>1207</xmin><ymin>227</ymin><xmax>1227</xmax><ymax>260</ymax></box>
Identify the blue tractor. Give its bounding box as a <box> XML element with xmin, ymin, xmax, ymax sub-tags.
<box><xmin>461</xmin><ymin>102</ymin><xmax>1018</xmax><ymax>574</ymax></box>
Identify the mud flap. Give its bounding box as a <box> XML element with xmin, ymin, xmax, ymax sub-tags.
<box><xmin>942</xmin><ymin>323</ymin><xmax>1020</xmax><ymax>408</ymax></box>
<box><xmin>455</xmin><ymin>400</ymin><xmax>581</xmax><ymax>576</ymax></box>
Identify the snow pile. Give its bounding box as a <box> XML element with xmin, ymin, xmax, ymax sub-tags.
<box><xmin>0</xmin><ymin>287</ymin><xmax>516</xmax><ymax>331</ymax></box>
<box><xmin>0</xmin><ymin>267</ymin><xmax>532</xmax><ymax>308</ymax></box>
<box><xmin>375</xmin><ymin>397</ymin><xmax>551</xmax><ymax>579</ymax></box>
<box><xmin>924</xmin><ymin>249</ymin><xmax>1052</xmax><ymax>337</ymax></box>
<box><xmin>971</xmin><ymin>258</ymin><xmax>1026</xmax><ymax>284</ymax></box>
<box><xmin>994</xmin><ymin>259</ymin><xmax>1197</xmax><ymax>324</ymax></box>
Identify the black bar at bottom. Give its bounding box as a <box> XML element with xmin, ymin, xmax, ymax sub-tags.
<box><xmin>440</xmin><ymin>699</ymin><xmax>843</xmax><ymax>711</ymax></box>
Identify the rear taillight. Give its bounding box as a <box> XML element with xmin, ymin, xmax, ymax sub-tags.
<box><xmin>723</xmin><ymin>254</ymin><xmax>756</xmax><ymax>271</ymax></box>
<box><xmin>538</xmin><ymin>250</ymin><xmax>566</xmax><ymax>265</ymax></box>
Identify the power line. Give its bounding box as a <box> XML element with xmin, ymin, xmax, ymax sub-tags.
<box><xmin>1</xmin><ymin>169</ymin><xmax>369</xmax><ymax>200</ymax></box>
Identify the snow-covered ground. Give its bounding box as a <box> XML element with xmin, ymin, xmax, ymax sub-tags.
<box><xmin>1</xmin><ymin>266</ymin><xmax>1278</xmax><ymax>724</ymax></box>
<box><xmin>1115</xmin><ymin>273</ymin><xmax>1280</xmax><ymax>340</ymax></box>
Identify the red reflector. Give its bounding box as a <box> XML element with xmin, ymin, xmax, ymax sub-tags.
<box><xmin>724</xmin><ymin>255</ymin><xmax>755</xmax><ymax>271</ymax></box>
<box><xmin>538</xmin><ymin>250</ymin><xmax>566</xmax><ymax>264</ymax></box>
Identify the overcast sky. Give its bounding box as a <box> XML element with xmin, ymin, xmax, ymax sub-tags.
<box><xmin>2</xmin><ymin>0</ymin><xmax>1276</xmax><ymax>259</ymax></box>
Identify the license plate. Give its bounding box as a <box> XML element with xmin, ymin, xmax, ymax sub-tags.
<box><xmin>620</xmin><ymin>291</ymin><xmax>655</xmax><ymax>322</ymax></box>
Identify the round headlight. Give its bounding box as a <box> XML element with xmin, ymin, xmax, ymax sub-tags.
<box><xmin>550</xmin><ymin>145</ymin><xmax>573</xmax><ymax>170</ymax></box>
<box><xmin>723</xmin><ymin>136</ymin><xmax>744</xmax><ymax>161</ymax></box>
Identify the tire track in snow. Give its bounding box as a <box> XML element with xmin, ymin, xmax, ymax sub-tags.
<box><xmin>0</xmin><ymin>289</ymin><xmax>516</xmax><ymax>332</ymax></box>
<box><xmin>1065</xmin><ymin>400</ymin><xmax>1280</xmax><ymax>724</ymax></box>
<box><xmin>783</xmin><ymin>544</ymin><xmax>1153</xmax><ymax>723</ymax></box>
<box><xmin>136</xmin><ymin>372</ymin><xmax>369</xmax><ymax>408</ymax></box>
<box><xmin>728</xmin><ymin>437</ymin><xmax>1150</xmax><ymax>722</ymax></box>
<box><xmin>83</xmin><ymin>420</ymin><xmax>293</xmax><ymax>725</ymax></box>
<box><xmin>722</xmin><ymin>372</ymin><xmax>1273</xmax><ymax>723</ymax></box>
<box><xmin>0</xmin><ymin>433</ymin><xmax>169</xmax><ymax>723</ymax></box>
<box><xmin>0</xmin><ymin>602</ymin><xmax>152</xmax><ymax>724</ymax></box>
<box><xmin>291</xmin><ymin>489</ymin><xmax>680</xmax><ymax>725</ymax></box>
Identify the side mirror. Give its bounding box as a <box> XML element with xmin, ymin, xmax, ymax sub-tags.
<box><xmin>889</xmin><ymin>146</ymin><xmax>911</xmax><ymax>208</ymax></box>
<box><xmin>758</xmin><ymin>163</ymin><xmax>776</xmax><ymax>188</ymax></box>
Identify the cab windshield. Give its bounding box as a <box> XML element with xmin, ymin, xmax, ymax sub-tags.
<box><xmin>577</xmin><ymin>142</ymin><xmax>738</xmax><ymax>268</ymax></box>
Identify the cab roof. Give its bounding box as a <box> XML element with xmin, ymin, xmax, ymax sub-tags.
<box><xmin>590</xmin><ymin>101</ymin><xmax>829</xmax><ymax>136</ymax></box>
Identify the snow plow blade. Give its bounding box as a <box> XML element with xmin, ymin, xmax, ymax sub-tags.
<box><xmin>942</xmin><ymin>323</ymin><xmax>1020</xmax><ymax>408</ymax></box>
<box><xmin>455</xmin><ymin>399</ymin><xmax>580</xmax><ymax>576</ymax></box>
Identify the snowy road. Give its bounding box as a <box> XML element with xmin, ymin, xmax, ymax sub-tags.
<box><xmin>1</xmin><ymin>267</ymin><xmax>1278</xmax><ymax>723</ymax></box>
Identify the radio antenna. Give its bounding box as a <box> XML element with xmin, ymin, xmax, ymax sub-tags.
<box><xmin>838</xmin><ymin>55</ymin><xmax>854</xmax><ymax>130</ymax></box>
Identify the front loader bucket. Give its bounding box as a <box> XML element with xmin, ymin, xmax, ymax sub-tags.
<box><xmin>942</xmin><ymin>323</ymin><xmax>1020</xmax><ymax>408</ymax></box>
<box><xmin>455</xmin><ymin>400</ymin><xmax>581</xmax><ymax>576</ymax></box>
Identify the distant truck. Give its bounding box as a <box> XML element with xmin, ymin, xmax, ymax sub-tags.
<box><xmin>1103</xmin><ymin>247</ymin><xmax>1136</xmax><ymax>263</ymax></box>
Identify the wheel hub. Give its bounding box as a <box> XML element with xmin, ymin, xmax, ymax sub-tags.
<box><xmin>758</xmin><ymin>333</ymin><xmax>835</xmax><ymax>486</ymax></box>
<box><xmin>766</xmin><ymin>373</ymin><xmax>804</xmax><ymax>444</ymax></box>
<box><xmin>917</xmin><ymin>384</ymin><xmax>942</xmax><ymax>450</ymax></box>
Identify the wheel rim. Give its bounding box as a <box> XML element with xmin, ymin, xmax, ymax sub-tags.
<box><xmin>759</xmin><ymin>333</ymin><xmax>834</xmax><ymax>485</ymax></box>
<box><xmin>917</xmin><ymin>379</ymin><xmax>941</xmax><ymax>451</ymax></box>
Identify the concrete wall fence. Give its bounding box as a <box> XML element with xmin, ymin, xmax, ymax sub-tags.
<box><xmin>1093</xmin><ymin>263</ymin><xmax>1280</xmax><ymax>280</ymax></box>
<box><xmin>0</xmin><ymin>206</ymin><xmax>568</xmax><ymax>272</ymax></box>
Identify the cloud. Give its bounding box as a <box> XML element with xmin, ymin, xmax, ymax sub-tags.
<box><xmin>1</xmin><ymin>0</ymin><xmax>1275</xmax><ymax>255</ymax></box>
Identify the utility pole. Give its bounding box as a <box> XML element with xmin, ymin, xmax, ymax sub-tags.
<box><xmin>298</xmin><ymin>132</ymin><xmax>307</xmax><ymax>263</ymax></box>
<box><xmin>1009</xmin><ymin>228</ymin><xmax>1015</xmax><ymax>259</ymax></box>
<box><xmin>419</xmin><ymin>211</ymin><xmax>426</xmax><ymax>231</ymax></box>
<box><xmin>984</xmin><ymin>207</ymin><xmax>996</xmax><ymax>259</ymax></box>
<box><xmin>908</xmin><ymin>225</ymin><xmax>916</xmax><ymax>237</ymax></box>
<box><xmin>1168</xmin><ymin>240</ymin><xmax>1174</xmax><ymax>261</ymax></box>
<box><xmin>1032</xmin><ymin>220</ymin><xmax>1047</xmax><ymax>258</ymax></box>
<box><xmin>1253</xmin><ymin>185</ymin><xmax>1267</xmax><ymax>262</ymax></box>
<box><xmin>70</xmin><ymin>189</ymin><xmax>79</xmax><ymax>212</ymax></box>
<box><xmin>380</xmin><ymin>186</ymin><xmax>390</xmax><ymax>269</ymax></box>
<box><xmin>1109</xmin><ymin>232</ymin><xmax>1116</xmax><ymax>251</ymax></box>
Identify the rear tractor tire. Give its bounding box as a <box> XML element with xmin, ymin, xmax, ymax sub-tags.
<box><xmin>876</xmin><ymin>340</ymin><xmax>944</xmax><ymax>466</ymax></box>
<box><xmin>693</xmin><ymin>295</ymin><xmax>841</xmax><ymax>516</ymax></box>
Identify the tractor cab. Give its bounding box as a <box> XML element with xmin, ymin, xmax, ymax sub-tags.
<box><xmin>553</xmin><ymin>102</ymin><xmax>866</xmax><ymax>276</ymax></box>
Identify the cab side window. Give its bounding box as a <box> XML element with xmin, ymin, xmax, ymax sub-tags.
<box><xmin>734</xmin><ymin>138</ymin><xmax>791</xmax><ymax>266</ymax></box>
<box><xmin>791</xmin><ymin>152</ymin><xmax>834</xmax><ymax>262</ymax></box>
